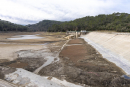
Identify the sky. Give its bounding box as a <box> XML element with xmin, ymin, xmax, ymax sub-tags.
<box><xmin>0</xmin><ymin>0</ymin><xmax>129</xmax><ymax>25</ymax></box>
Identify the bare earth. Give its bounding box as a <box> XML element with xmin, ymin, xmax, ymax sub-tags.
<box><xmin>0</xmin><ymin>32</ymin><xmax>66</xmax><ymax>72</ymax></box>
<box><xmin>0</xmin><ymin>32</ymin><xmax>130</xmax><ymax>87</ymax></box>
<box><xmin>39</xmin><ymin>38</ymin><xmax>130</xmax><ymax>87</ymax></box>
<box><xmin>0</xmin><ymin>32</ymin><xmax>65</xmax><ymax>61</ymax></box>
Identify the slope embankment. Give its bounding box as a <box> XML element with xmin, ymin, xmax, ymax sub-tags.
<box><xmin>82</xmin><ymin>32</ymin><xmax>130</xmax><ymax>75</ymax></box>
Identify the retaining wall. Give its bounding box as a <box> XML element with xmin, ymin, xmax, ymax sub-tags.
<box><xmin>82</xmin><ymin>32</ymin><xmax>130</xmax><ymax>75</ymax></box>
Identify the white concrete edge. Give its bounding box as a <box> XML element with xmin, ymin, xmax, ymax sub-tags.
<box><xmin>81</xmin><ymin>36</ymin><xmax>130</xmax><ymax>75</ymax></box>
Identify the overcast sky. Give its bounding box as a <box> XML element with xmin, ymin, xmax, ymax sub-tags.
<box><xmin>0</xmin><ymin>0</ymin><xmax>129</xmax><ymax>25</ymax></box>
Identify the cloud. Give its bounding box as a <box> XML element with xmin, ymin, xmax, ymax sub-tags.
<box><xmin>0</xmin><ymin>14</ymin><xmax>37</xmax><ymax>25</ymax></box>
<box><xmin>0</xmin><ymin>0</ymin><xmax>129</xmax><ymax>25</ymax></box>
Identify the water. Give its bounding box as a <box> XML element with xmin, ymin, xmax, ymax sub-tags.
<box><xmin>8</xmin><ymin>35</ymin><xmax>43</xmax><ymax>40</ymax></box>
<box><xmin>121</xmin><ymin>75</ymin><xmax>130</xmax><ymax>79</ymax></box>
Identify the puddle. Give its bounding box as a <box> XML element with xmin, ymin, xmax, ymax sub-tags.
<box><xmin>66</xmin><ymin>44</ymin><xmax>83</xmax><ymax>46</ymax></box>
<box><xmin>8</xmin><ymin>62</ymin><xmax>28</xmax><ymax>68</ymax></box>
<box><xmin>121</xmin><ymin>75</ymin><xmax>130</xmax><ymax>79</ymax></box>
<box><xmin>7</xmin><ymin>35</ymin><xmax>43</xmax><ymax>40</ymax></box>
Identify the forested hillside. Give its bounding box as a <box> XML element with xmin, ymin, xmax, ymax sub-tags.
<box><xmin>0</xmin><ymin>19</ymin><xmax>28</xmax><ymax>32</ymax></box>
<box><xmin>48</xmin><ymin>13</ymin><xmax>130</xmax><ymax>32</ymax></box>
<box><xmin>1</xmin><ymin>13</ymin><xmax>130</xmax><ymax>32</ymax></box>
<box><xmin>27</xmin><ymin>20</ymin><xmax>63</xmax><ymax>31</ymax></box>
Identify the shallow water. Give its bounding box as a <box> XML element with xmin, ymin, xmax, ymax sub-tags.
<box><xmin>8</xmin><ymin>35</ymin><xmax>43</xmax><ymax>40</ymax></box>
<box><xmin>122</xmin><ymin>75</ymin><xmax>130</xmax><ymax>79</ymax></box>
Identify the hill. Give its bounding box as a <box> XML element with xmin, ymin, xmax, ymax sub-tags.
<box><xmin>0</xmin><ymin>19</ymin><xmax>28</xmax><ymax>32</ymax></box>
<box><xmin>27</xmin><ymin>20</ymin><xmax>63</xmax><ymax>31</ymax></box>
<box><xmin>1</xmin><ymin>12</ymin><xmax>130</xmax><ymax>32</ymax></box>
<box><xmin>48</xmin><ymin>12</ymin><xmax>130</xmax><ymax>32</ymax></box>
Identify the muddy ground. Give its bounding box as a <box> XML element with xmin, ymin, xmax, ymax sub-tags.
<box><xmin>0</xmin><ymin>32</ymin><xmax>66</xmax><ymax>77</ymax></box>
<box><xmin>0</xmin><ymin>32</ymin><xmax>66</xmax><ymax>60</ymax></box>
<box><xmin>0</xmin><ymin>40</ymin><xmax>66</xmax><ymax>72</ymax></box>
<box><xmin>0</xmin><ymin>32</ymin><xmax>130</xmax><ymax>87</ymax></box>
<box><xmin>39</xmin><ymin>38</ymin><xmax>130</xmax><ymax>87</ymax></box>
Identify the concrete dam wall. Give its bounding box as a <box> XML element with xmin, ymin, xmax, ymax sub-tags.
<box><xmin>82</xmin><ymin>32</ymin><xmax>130</xmax><ymax>75</ymax></box>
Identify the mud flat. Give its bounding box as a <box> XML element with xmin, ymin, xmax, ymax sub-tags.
<box><xmin>0</xmin><ymin>32</ymin><xmax>84</xmax><ymax>87</ymax></box>
<box><xmin>0</xmin><ymin>32</ymin><xmax>65</xmax><ymax>61</ymax></box>
<box><xmin>0</xmin><ymin>32</ymin><xmax>66</xmax><ymax>70</ymax></box>
<box><xmin>39</xmin><ymin>38</ymin><xmax>130</xmax><ymax>87</ymax></box>
<box><xmin>1</xmin><ymin>32</ymin><xmax>130</xmax><ymax>87</ymax></box>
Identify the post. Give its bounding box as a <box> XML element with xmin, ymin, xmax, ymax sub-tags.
<box><xmin>76</xmin><ymin>32</ymin><xmax>78</xmax><ymax>38</ymax></box>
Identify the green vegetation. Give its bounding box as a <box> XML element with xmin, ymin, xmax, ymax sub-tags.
<box><xmin>1</xmin><ymin>12</ymin><xmax>130</xmax><ymax>32</ymax></box>
<box><xmin>0</xmin><ymin>19</ymin><xmax>28</xmax><ymax>32</ymax></box>
<box><xmin>27</xmin><ymin>20</ymin><xmax>63</xmax><ymax>31</ymax></box>
<box><xmin>48</xmin><ymin>13</ymin><xmax>130</xmax><ymax>32</ymax></box>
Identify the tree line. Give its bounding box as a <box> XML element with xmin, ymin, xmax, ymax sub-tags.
<box><xmin>0</xmin><ymin>19</ymin><xmax>28</xmax><ymax>32</ymax></box>
<box><xmin>27</xmin><ymin>20</ymin><xmax>62</xmax><ymax>32</ymax></box>
<box><xmin>1</xmin><ymin>12</ymin><xmax>130</xmax><ymax>32</ymax></box>
<box><xmin>48</xmin><ymin>13</ymin><xmax>130</xmax><ymax>32</ymax></box>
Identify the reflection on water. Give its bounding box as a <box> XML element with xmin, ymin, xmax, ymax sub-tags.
<box><xmin>8</xmin><ymin>35</ymin><xmax>43</xmax><ymax>40</ymax></box>
<box><xmin>122</xmin><ymin>75</ymin><xmax>130</xmax><ymax>79</ymax></box>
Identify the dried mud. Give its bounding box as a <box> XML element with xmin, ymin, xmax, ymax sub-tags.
<box><xmin>39</xmin><ymin>38</ymin><xmax>130</xmax><ymax>87</ymax></box>
<box><xmin>1</xmin><ymin>32</ymin><xmax>130</xmax><ymax>87</ymax></box>
<box><xmin>0</xmin><ymin>58</ymin><xmax>46</xmax><ymax>72</ymax></box>
<box><xmin>0</xmin><ymin>32</ymin><xmax>66</xmax><ymax>80</ymax></box>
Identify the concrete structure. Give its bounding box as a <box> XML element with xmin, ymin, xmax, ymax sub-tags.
<box><xmin>66</xmin><ymin>31</ymin><xmax>80</xmax><ymax>39</ymax></box>
<box><xmin>80</xmin><ymin>30</ymin><xmax>87</xmax><ymax>35</ymax></box>
<box><xmin>82</xmin><ymin>32</ymin><xmax>130</xmax><ymax>75</ymax></box>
